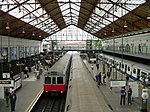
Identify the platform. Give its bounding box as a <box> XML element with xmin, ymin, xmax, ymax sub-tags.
<box><xmin>0</xmin><ymin>67</ymin><xmax>45</xmax><ymax>112</ymax></box>
<box><xmin>83</xmin><ymin>59</ymin><xmax>150</xmax><ymax>112</ymax></box>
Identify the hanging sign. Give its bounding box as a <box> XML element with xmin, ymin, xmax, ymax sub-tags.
<box><xmin>0</xmin><ymin>80</ymin><xmax>14</xmax><ymax>87</ymax></box>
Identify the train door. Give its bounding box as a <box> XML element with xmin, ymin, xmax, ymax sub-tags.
<box><xmin>127</xmin><ymin>66</ymin><xmax>131</xmax><ymax>75</ymax></box>
<box><xmin>119</xmin><ymin>62</ymin><xmax>121</xmax><ymax>70</ymax></box>
<box><xmin>132</xmin><ymin>68</ymin><xmax>137</xmax><ymax>78</ymax></box>
<box><xmin>125</xmin><ymin>64</ymin><xmax>127</xmax><ymax>73</ymax></box>
<box><xmin>137</xmin><ymin>69</ymin><xmax>140</xmax><ymax>80</ymax></box>
<box><xmin>122</xmin><ymin>63</ymin><xmax>125</xmax><ymax>72</ymax></box>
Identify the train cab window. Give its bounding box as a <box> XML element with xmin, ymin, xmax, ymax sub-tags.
<box><xmin>45</xmin><ymin>77</ymin><xmax>51</xmax><ymax>84</ymax></box>
<box><xmin>57</xmin><ymin>77</ymin><xmax>64</xmax><ymax>84</ymax></box>
<box><xmin>122</xmin><ymin>64</ymin><xmax>124</xmax><ymax>68</ymax></box>
<box><xmin>52</xmin><ymin>77</ymin><xmax>56</xmax><ymax>84</ymax></box>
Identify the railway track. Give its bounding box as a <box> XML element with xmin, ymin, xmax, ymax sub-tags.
<box><xmin>31</xmin><ymin>93</ymin><xmax>66</xmax><ymax>112</ymax></box>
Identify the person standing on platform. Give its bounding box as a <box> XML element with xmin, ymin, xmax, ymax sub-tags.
<box><xmin>96</xmin><ymin>59</ymin><xmax>99</xmax><ymax>71</ymax></box>
<box><xmin>120</xmin><ymin>86</ymin><xmax>126</xmax><ymax>105</ymax></box>
<box><xmin>91</xmin><ymin>64</ymin><xmax>94</xmax><ymax>71</ymax></box>
<box><xmin>5</xmin><ymin>88</ymin><xmax>10</xmax><ymax>107</ymax></box>
<box><xmin>127</xmin><ymin>85</ymin><xmax>132</xmax><ymax>105</ymax></box>
<box><xmin>10</xmin><ymin>90</ymin><xmax>17</xmax><ymax>112</ymax></box>
<box><xmin>98</xmin><ymin>72</ymin><xmax>103</xmax><ymax>85</ymax></box>
<box><xmin>103</xmin><ymin>74</ymin><xmax>106</xmax><ymax>85</ymax></box>
<box><xmin>24</xmin><ymin>66</ymin><xmax>29</xmax><ymax>78</ymax></box>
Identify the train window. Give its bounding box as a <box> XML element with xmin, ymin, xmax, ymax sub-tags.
<box><xmin>52</xmin><ymin>77</ymin><xmax>56</xmax><ymax>84</ymax></box>
<box><xmin>122</xmin><ymin>64</ymin><xmax>124</xmax><ymax>68</ymax></box>
<box><xmin>141</xmin><ymin>71</ymin><xmax>147</xmax><ymax>77</ymax></box>
<box><xmin>45</xmin><ymin>77</ymin><xmax>51</xmax><ymax>84</ymax></box>
<box><xmin>57</xmin><ymin>77</ymin><xmax>64</xmax><ymax>84</ymax></box>
<box><xmin>133</xmin><ymin>69</ymin><xmax>136</xmax><ymax>74</ymax></box>
<box><xmin>137</xmin><ymin>69</ymin><xmax>140</xmax><ymax>75</ymax></box>
<box><xmin>128</xmin><ymin>66</ymin><xmax>130</xmax><ymax>71</ymax></box>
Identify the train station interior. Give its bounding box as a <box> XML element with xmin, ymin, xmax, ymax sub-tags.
<box><xmin>0</xmin><ymin>0</ymin><xmax>150</xmax><ymax>112</ymax></box>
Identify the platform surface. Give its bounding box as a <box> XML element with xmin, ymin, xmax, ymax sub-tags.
<box><xmin>83</xmin><ymin>59</ymin><xmax>150</xmax><ymax>112</ymax></box>
<box><xmin>0</xmin><ymin>68</ymin><xmax>45</xmax><ymax>112</ymax></box>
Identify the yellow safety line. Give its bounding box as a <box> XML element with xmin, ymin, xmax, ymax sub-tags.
<box><xmin>25</xmin><ymin>88</ymin><xmax>43</xmax><ymax>112</ymax></box>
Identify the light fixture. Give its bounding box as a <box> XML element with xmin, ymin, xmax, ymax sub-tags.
<box><xmin>112</xmin><ymin>27</ymin><xmax>115</xmax><ymax>33</ymax></box>
<box><xmin>22</xmin><ymin>28</ymin><xmax>25</xmax><ymax>34</ymax></box>
<box><xmin>39</xmin><ymin>35</ymin><xmax>41</xmax><ymax>38</ymax></box>
<box><xmin>147</xmin><ymin>14</ymin><xmax>150</xmax><ymax>19</ymax></box>
<box><xmin>32</xmin><ymin>31</ymin><xmax>35</xmax><ymax>36</ymax></box>
<box><xmin>6</xmin><ymin>22</ymin><xmax>10</xmax><ymax>30</ymax></box>
<box><xmin>124</xmin><ymin>21</ymin><xmax>128</xmax><ymax>28</ymax></box>
<box><xmin>104</xmin><ymin>32</ymin><xmax>107</xmax><ymax>35</ymax></box>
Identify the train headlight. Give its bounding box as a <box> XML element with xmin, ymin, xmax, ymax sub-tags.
<box><xmin>61</xmin><ymin>91</ymin><xmax>63</xmax><ymax>93</ymax></box>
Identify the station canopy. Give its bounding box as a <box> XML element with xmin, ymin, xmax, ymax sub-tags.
<box><xmin>0</xmin><ymin>0</ymin><xmax>150</xmax><ymax>41</ymax></box>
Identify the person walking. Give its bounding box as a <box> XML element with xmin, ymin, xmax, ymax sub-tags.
<box><xmin>120</xmin><ymin>86</ymin><xmax>126</xmax><ymax>105</ymax></box>
<box><xmin>5</xmin><ymin>88</ymin><xmax>10</xmax><ymax>107</ymax></box>
<box><xmin>10</xmin><ymin>90</ymin><xmax>17</xmax><ymax>112</ymax></box>
<box><xmin>128</xmin><ymin>85</ymin><xmax>132</xmax><ymax>105</ymax></box>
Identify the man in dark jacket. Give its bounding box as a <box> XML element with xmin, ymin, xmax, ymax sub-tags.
<box><xmin>128</xmin><ymin>85</ymin><xmax>132</xmax><ymax>104</ymax></box>
<box><xmin>10</xmin><ymin>90</ymin><xmax>17</xmax><ymax>112</ymax></box>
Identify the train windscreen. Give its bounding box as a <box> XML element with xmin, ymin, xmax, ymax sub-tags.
<box><xmin>57</xmin><ymin>77</ymin><xmax>64</xmax><ymax>84</ymax></box>
<box><xmin>45</xmin><ymin>77</ymin><xmax>51</xmax><ymax>84</ymax></box>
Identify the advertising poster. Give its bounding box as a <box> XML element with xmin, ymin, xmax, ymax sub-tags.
<box><xmin>10</xmin><ymin>47</ymin><xmax>17</xmax><ymax>60</ymax></box>
<box><xmin>35</xmin><ymin>46</ymin><xmax>39</xmax><ymax>55</ymax></box>
<box><xmin>29</xmin><ymin>47</ymin><xmax>35</xmax><ymax>56</ymax></box>
<box><xmin>19</xmin><ymin>47</ymin><xmax>24</xmax><ymax>58</ymax></box>
<box><xmin>0</xmin><ymin>47</ymin><xmax>8</xmax><ymax>62</ymax></box>
<box><xmin>25</xmin><ymin>47</ymin><xmax>30</xmax><ymax>57</ymax></box>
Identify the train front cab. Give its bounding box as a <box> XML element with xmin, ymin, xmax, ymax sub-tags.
<box><xmin>44</xmin><ymin>75</ymin><xmax>66</xmax><ymax>94</ymax></box>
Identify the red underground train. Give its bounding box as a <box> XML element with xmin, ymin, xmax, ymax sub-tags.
<box><xmin>44</xmin><ymin>52</ymin><xmax>72</xmax><ymax>94</ymax></box>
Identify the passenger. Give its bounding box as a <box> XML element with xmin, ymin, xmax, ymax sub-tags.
<box><xmin>98</xmin><ymin>72</ymin><xmax>103</xmax><ymax>85</ymax></box>
<box><xmin>96</xmin><ymin>63</ymin><xmax>99</xmax><ymax>70</ymax></box>
<box><xmin>126</xmin><ymin>76</ymin><xmax>129</xmax><ymax>86</ymax></box>
<box><xmin>96</xmin><ymin>60</ymin><xmax>99</xmax><ymax>71</ymax></box>
<box><xmin>91</xmin><ymin>64</ymin><xmax>94</xmax><ymax>71</ymax></box>
<box><xmin>107</xmin><ymin>72</ymin><xmax>111</xmax><ymax>81</ymax></box>
<box><xmin>120</xmin><ymin>86</ymin><xmax>126</xmax><ymax>105</ymax></box>
<box><xmin>103</xmin><ymin>74</ymin><xmax>106</xmax><ymax>85</ymax></box>
<box><xmin>5</xmin><ymin>88</ymin><xmax>10</xmax><ymax>107</ymax></box>
<box><xmin>95</xmin><ymin>73</ymin><xmax>99</xmax><ymax>82</ymax></box>
<box><xmin>10</xmin><ymin>90</ymin><xmax>17</xmax><ymax>112</ymax></box>
<box><xmin>127</xmin><ymin>85</ymin><xmax>132</xmax><ymax>105</ymax></box>
<box><xmin>24</xmin><ymin>66</ymin><xmax>29</xmax><ymax>78</ymax></box>
<box><xmin>138</xmin><ymin>44</ymin><xmax>142</xmax><ymax>53</ymax></box>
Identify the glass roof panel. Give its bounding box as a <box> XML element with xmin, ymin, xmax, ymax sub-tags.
<box><xmin>46</xmin><ymin>25</ymin><xmax>100</xmax><ymax>41</ymax></box>
<box><xmin>85</xmin><ymin>0</ymin><xmax>145</xmax><ymax>33</ymax></box>
<box><xmin>0</xmin><ymin>0</ymin><xmax>58</xmax><ymax>34</ymax></box>
<box><xmin>58</xmin><ymin>0</ymin><xmax>81</xmax><ymax>24</ymax></box>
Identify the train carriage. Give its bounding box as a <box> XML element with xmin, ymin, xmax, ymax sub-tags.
<box><xmin>98</xmin><ymin>53</ymin><xmax>150</xmax><ymax>86</ymax></box>
<box><xmin>44</xmin><ymin>52</ymin><xmax>72</xmax><ymax>93</ymax></box>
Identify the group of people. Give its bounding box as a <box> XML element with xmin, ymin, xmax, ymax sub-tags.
<box><xmin>95</xmin><ymin>72</ymin><xmax>106</xmax><ymax>86</ymax></box>
<box><xmin>5</xmin><ymin>88</ymin><xmax>17</xmax><ymax>112</ymax></box>
<box><xmin>120</xmin><ymin>85</ymin><xmax>132</xmax><ymax>105</ymax></box>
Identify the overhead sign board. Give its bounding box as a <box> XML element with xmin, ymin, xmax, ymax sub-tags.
<box><xmin>2</xmin><ymin>73</ymin><xmax>10</xmax><ymax>78</ymax></box>
<box><xmin>0</xmin><ymin>80</ymin><xmax>14</xmax><ymax>87</ymax></box>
